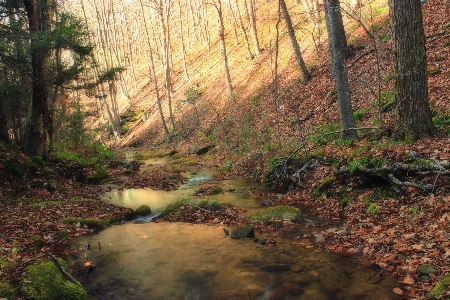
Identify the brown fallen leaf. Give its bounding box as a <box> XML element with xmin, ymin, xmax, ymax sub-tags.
<box><xmin>401</xmin><ymin>275</ymin><xmax>415</xmax><ymax>285</ymax></box>
<box><xmin>392</xmin><ymin>287</ymin><xmax>403</xmax><ymax>295</ymax></box>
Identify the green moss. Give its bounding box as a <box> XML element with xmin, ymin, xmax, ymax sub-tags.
<box><xmin>134</xmin><ymin>151</ymin><xmax>165</xmax><ymax>160</ymax></box>
<box><xmin>21</xmin><ymin>258</ymin><xmax>86</xmax><ymax>300</ymax></box>
<box><xmin>426</xmin><ymin>273</ymin><xmax>450</xmax><ymax>299</ymax></box>
<box><xmin>383</xmin><ymin>73</ymin><xmax>395</xmax><ymax>83</ymax></box>
<box><xmin>169</xmin><ymin>158</ymin><xmax>198</xmax><ymax>165</ymax></box>
<box><xmin>410</xmin><ymin>158</ymin><xmax>434</xmax><ymax>168</ymax></box>
<box><xmin>31</xmin><ymin>235</ymin><xmax>44</xmax><ymax>248</ymax></box>
<box><xmin>248</xmin><ymin>206</ymin><xmax>302</xmax><ymax>223</ymax></box>
<box><xmin>347</xmin><ymin>156</ymin><xmax>386</xmax><ymax>175</ymax></box>
<box><xmin>366</xmin><ymin>203</ymin><xmax>379</xmax><ymax>215</ymax></box>
<box><xmin>86</xmin><ymin>164</ymin><xmax>108</xmax><ymax>183</ymax></box>
<box><xmin>134</xmin><ymin>205</ymin><xmax>151</xmax><ymax>216</ymax></box>
<box><xmin>159</xmin><ymin>198</ymin><xmax>232</xmax><ymax>217</ymax></box>
<box><xmin>0</xmin><ymin>281</ymin><xmax>15</xmax><ymax>299</ymax></box>
<box><xmin>60</xmin><ymin>217</ymin><xmax>111</xmax><ymax>228</ymax></box>
<box><xmin>312</xmin><ymin>177</ymin><xmax>334</xmax><ymax>199</ymax></box>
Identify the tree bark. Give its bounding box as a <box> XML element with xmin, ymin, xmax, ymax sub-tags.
<box><xmin>324</xmin><ymin>0</ymin><xmax>357</xmax><ymax>140</ymax></box>
<box><xmin>23</xmin><ymin>0</ymin><xmax>52</xmax><ymax>157</ymax></box>
<box><xmin>280</xmin><ymin>0</ymin><xmax>311</xmax><ymax>82</ymax></box>
<box><xmin>388</xmin><ymin>0</ymin><xmax>436</xmax><ymax>141</ymax></box>
<box><xmin>215</xmin><ymin>0</ymin><xmax>234</xmax><ymax>99</ymax></box>
<box><xmin>245</xmin><ymin>0</ymin><xmax>261</xmax><ymax>56</ymax></box>
<box><xmin>233</xmin><ymin>0</ymin><xmax>253</xmax><ymax>59</ymax></box>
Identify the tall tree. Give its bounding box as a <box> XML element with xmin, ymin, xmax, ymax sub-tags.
<box><xmin>388</xmin><ymin>0</ymin><xmax>435</xmax><ymax>141</ymax></box>
<box><xmin>279</xmin><ymin>0</ymin><xmax>311</xmax><ymax>82</ymax></box>
<box><xmin>324</xmin><ymin>0</ymin><xmax>357</xmax><ymax>140</ymax></box>
<box><xmin>245</xmin><ymin>0</ymin><xmax>261</xmax><ymax>57</ymax></box>
<box><xmin>23</xmin><ymin>0</ymin><xmax>53</xmax><ymax>156</ymax></box>
<box><xmin>212</xmin><ymin>0</ymin><xmax>234</xmax><ymax>99</ymax></box>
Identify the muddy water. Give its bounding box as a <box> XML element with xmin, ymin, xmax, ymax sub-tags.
<box><xmin>68</xmin><ymin>161</ymin><xmax>400</xmax><ymax>300</ymax></box>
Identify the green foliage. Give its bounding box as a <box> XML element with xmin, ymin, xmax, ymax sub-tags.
<box><xmin>86</xmin><ymin>164</ymin><xmax>108</xmax><ymax>183</ymax></box>
<box><xmin>120</xmin><ymin>109</ymin><xmax>145</xmax><ymax>135</ymax></box>
<box><xmin>182</xmin><ymin>83</ymin><xmax>204</xmax><ymax>104</ymax></box>
<box><xmin>310</xmin><ymin>122</ymin><xmax>340</xmax><ymax>145</ymax></box>
<box><xmin>248</xmin><ymin>206</ymin><xmax>302</xmax><ymax>223</ymax></box>
<box><xmin>429</xmin><ymin>68</ymin><xmax>442</xmax><ymax>76</ymax></box>
<box><xmin>97</xmin><ymin>67</ymin><xmax>125</xmax><ymax>83</ymax></box>
<box><xmin>159</xmin><ymin>198</ymin><xmax>232</xmax><ymax>217</ymax></box>
<box><xmin>2</xmin><ymin>159</ymin><xmax>23</xmax><ymax>177</ymax></box>
<box><xmin>0</xmin><ymin>281</ymin><xmax>15</xmax><ymax>299</ymax></box>
<box><xmin>380</xmin><ymin>35</ymin><xmax>390</xmax><ymax>43</ymax></box>
<box><xmin>312</xmin><ymin>177</ymin><xmax>334</xmax><ymax>199</ymax></box>
<box><xmin>21</xmin><ymin>258</ymin><xmax>86</xmax><ymax>300</ymax></box>
<box><xmin>433</xmin><ymin>111</ymin><xmax>450</xmax><ymax>135</ymax></box>
<box><xmin>383</xmin><ymin>73</ymin><xmax>395</xmax><ymax>83</ymax></box>
<box><xmin>408</xmin><ymin>205</ymin><xmax>420</xmax><ymax>215</ymax></box>
<box><xmin>353</xmin><ymin>110</ymin><xmax>366</xmax><ymax>121</ymax></box>
<box><xmin>366</xmin><ymin>203</ymin><xmax>379</xmax><ymax>215</ymax></box>
<box><xmin>410</xmin><ymin>158</ymin><xmax>434</xmax><ymax>168</ymax></box>
<box><xmin>251</xmin><ymin>93</ymin><xmax>262</xmax><ymax>107</ymax></box>
<box><xmin>339</xmin><ymin>187</ymin><xmax>354</xmax><ymax>208</ymax></box>
<box><xmin>60</xmin><ymin>108</ymin><xmax>87</xmax><ymax>149</ymax></box>
<box><xmin>31</xmin><ymin>235</ymin><xmax>44</xmax><ymax>248</ymax></box>
<box><xmin>381</xmin><ymin>88</ymin><xmax>396</xmax><ymax>111</ymax></box>
<box><xmin>347</xmin><ymin>156</ymin><xmax>386</xmax><ymax>175</ymax></box>
<box><xmin>134</xmin><ymin>205</ymin><xmax>151</xmax><ymax>216</ymax></box>
<box><xmin>60</xmin><ymin>217</ymin><xmax>111</xmax><ymax>228</ymax></box>
<box><xmin>326</xmin><ymin>88</ymin><xmax>337</xmax><ymax>100</ymax></box>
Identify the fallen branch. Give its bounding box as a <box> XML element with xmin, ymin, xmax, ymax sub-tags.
<box><xmin>46</xmin><ymin>252</ymin><xmax>81</xmax><ymax>285</ymax></box>
<box><xmin>387</xmin><ymin>174</ymin><xmax>436</xmax><ymax>191</ymax></box>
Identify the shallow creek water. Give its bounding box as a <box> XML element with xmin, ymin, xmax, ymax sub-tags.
<box><xmin>68</xmin><ymin>158</ymin><xmax>400</xmax><ymax>300</ymax></box>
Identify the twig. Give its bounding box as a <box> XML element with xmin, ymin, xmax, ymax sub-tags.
<box><xmin>46</xmin><ymin>252</ymin><xmax>81</xmax><ymax>285</ymax></box>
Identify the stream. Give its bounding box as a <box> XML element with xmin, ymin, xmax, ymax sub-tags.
<box><xmin>67</xmin><ymin>158</ymin><xmax>400</xmax><ymax>300</ymax></box>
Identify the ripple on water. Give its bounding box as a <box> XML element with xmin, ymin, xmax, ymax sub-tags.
<box><xmin>68</xmin><ymin>222</ymin><xmax>400</xmax><ymax>300</ymax></box>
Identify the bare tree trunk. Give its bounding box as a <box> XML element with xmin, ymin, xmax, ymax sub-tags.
<box><xmin>245</xmin><ymin>0</ymin><xmax>261</xmax><ymax>56</ymax></box>
<box><xmin>139</xmin><ymin>0</ymin><xmax>169</xmax><ymax>135</ymax></box>
<box><xmin>325</xmin><ymin>0</ymin><xmax>357</xmax><ymax>140</ymax></box>
<box><xmin>227</xmin><ymin>0</ymin><xmax>240</xmax><ymax>46</ymax></box>
<box><xmin>175</xmin><ymin>0</ymin><xmax>189</xmax><ymax>82</ymax></box>
<box><xmin>233</xmin><ymin>0</ymin><xmax>253</xmax><ymax>59</ymax></box>
<box><xmin>214</xmin><ymin>0</ymin><xmax>234</xmax><ymax>99</ymax></box>
<box><xmin>0</xmin><ymin>94</ymin><xmax>9</xmax><ymax>143</ymax></box>
<box><xmin>280</xmin><ymin>0</ymin><xmax>311</xmax><ymax>82</ymax></box>
<box><xmin>154</xmin><ymin>0</ymin><xmax>175</xmax><ymax>130</ymax></box>
<box><xmin>388</xmin><ymin>0</ymin><xmax>436</xmax><ymax>141</ymax></box>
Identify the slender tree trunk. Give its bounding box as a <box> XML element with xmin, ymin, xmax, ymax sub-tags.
<box><xmin>139</xmin><ymin>0</ymin><xmax>169</xmax><ymax>135</ymax></box>
<box><xmin>0</xmin><ymin>95</ymin><xmax>9</xmax><ymax>143</ymax></box>
<box><xmin>245</xmin><ymin>0</ymin><xmax>261</xmax><ymax>56</ymax></box>
<box><xmin>175</xmin><ymin>0</ymin><xmax>189</xmax><ymax>82</ymax></box>
<box><xmin>388</xmin><ymin>0</ymin><xmax>436</xmax><ymax>141</ymax></box>
<box><xmin>325</xmin><ymin>0</ymin><xmax>357</xmax><ymax>140</ymax></box>
<box><xmin>234</xmin><ymin>0</ymin><xmax>253</xmax><ymax>59</ymax></box>
<box><xmin>280</xmin><ymin>0</ymin><xmax>311</xmax><ymax>82</ymax></box>
<box><xmin>215</xmin><ymin>0</ymin><xmax>234</xmax><ymax>99</ymax></box>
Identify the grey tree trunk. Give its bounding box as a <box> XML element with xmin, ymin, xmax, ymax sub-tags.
<box><xmin>388</xmin><ymin>0</ymin><xmax>436</xmax><ymax>141</ymax></box>
<box><xmin>325</xmin><ymin>0</ymin><xmax>357</xmax><ymax>140</ymax></box>
<box><xmin>215</xmin><ymin>0</ymin><xmax>234</xmax><ymax>99</ymax></box>
<box><xmin>245</xmin><ymin>0</ymin><xmax>261</xmax><ymax>56</ymax></box>
<box><xmin>138</xmin><ymin>0</ymin><xmax>170</xmax><ymax>135</ymax></box>
<box><xmin>0</xmin><ymin>96</ymin><xmax>9</xmax><ymax>143</ymax></box>
<box><xmin>233</xmin><ymin>0</ymin><xmax>253</xmax><ymax>59</ymax></box>
<box><xmin>279</xmin><ymin>0</ymin><xmax>311</xmax><ymax>82</ymax></box>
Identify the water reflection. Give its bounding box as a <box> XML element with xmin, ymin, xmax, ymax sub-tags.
<box><xmin>68</xmin><ymin>223</ymin><xmax>398</xmax><ymax>300</ymax></box>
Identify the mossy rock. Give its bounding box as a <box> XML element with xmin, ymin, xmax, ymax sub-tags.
<box><xmin>248</xmin><ymin>206</ymin><xmax>303</xmax><ymax>223</ymax></box>
<box><xmin>426</xmin><ymin>273</ymin><xmax>450</xmax><ymax>299</ymax></box>
<box><xmin>21</xmin><ymin>258</ymin><xmax>86</xmax><ymax>300</ymax></box>
<box><xmin>135</xmin><ymin>205</ymin><xmax>151</xmax><ymax>216</ymax></box>
<box><xmin>0</xmin><ymin>281</ymin><xmax>15</xmax><ymax>299</ymax></box>
<box><xmin>31</xmin><ymin>234</ymin><xmax>44</xmax><ymax>248</ymax></box>
<box><xmin>158</xmin><ymin>198</ymin><xmax>232</xmax><ymax>217</ymax></box>
<box><xmin>418</xmin><ymin>264</ymin><xmax>438</xmax><ymax>275</ymax></box>
<box><xmin>61</xmin><ymin>217</ymin><xmax>111</xmax><ymax>228</ymax></box>
<box><xmin>312</xmin><ymin>177</ymin><xmax>334</xmax><ymax>199</ymax></box>
<box><xmin>229</xmin><ymin>225</ymin><xmax>255</xmax><ymax>239</ymax></box>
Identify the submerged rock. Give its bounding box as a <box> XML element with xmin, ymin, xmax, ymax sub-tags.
<box><xmin>229</xmin><ymin>225</ymin><xmax>255</xmax><ymax>239</ymax></box>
